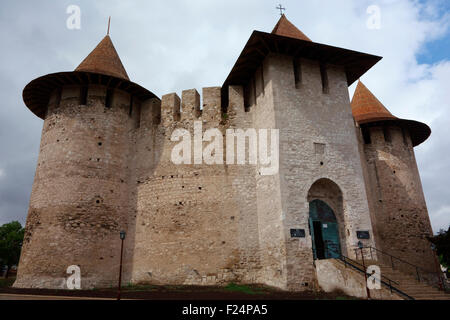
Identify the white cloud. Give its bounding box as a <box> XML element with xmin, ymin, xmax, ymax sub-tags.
<box><xmin>430</xmin><ymin>206</ymin><xmax>450</xmax><ymax>233</ymax></box>
<box><xmin>0</xmin><ymin>0</ymin><xmax>448</xmax><ymax>232</ymax></box>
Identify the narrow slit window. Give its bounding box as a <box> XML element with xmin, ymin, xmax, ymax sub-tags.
<box><xmin>79</xmin><ymin>86</ymin><xmax>88</xmax><ymax>105</ymax></box>
<box><xmin>362</xmin><ymin>127</ymin><xmax>371</xmax><ymax>144</ymax></box>
<box><xmin>383</xmin><ymin>126</ymin><xmax>392</xmax><ymax>143</ymax></box>
<box><xmin>252</xmin><ymin>76</ymin><xmax>257</xmax><ymax>106</ymax></box>
<box><xmin>401</xmin><ymin>127</ymin><xmax>409</xmax><ymax>145</ymax></box>
<box><xmin>260</xmin><ymin>67</ymin><xmax>265</xmax><ymax>95</ymax></box>
<box><xmin>244</xmin><ymin>82</ymin><xmax>251</xmax><ymax>112</ymax></box>
<box><xmin>293</xmin><ymin>58</ymin><xmax>302</xmax><ymax>88</ymax></box>
<box><xmin>54</xmin><ymin>88</ymin><xmax>62</xmax><ymax>109</ymax></box>
<box><xmin>105</xmin><ymin>88</ymin><xmax>114</xmax><ymax>108</ymax></box>
<box><xmin>129</xmin><ymin>95</ymin><xmax>133</xmax><ymax>116</ymax></box>
<box><xmin>135</xmin><ymin>102</ymin><xmax>141</xmax><ymax>129</ymax></box>
<box><xmin>320</xmin><ymin>63</ymin><xmax>329</xmax><ymax>94</ymax></box>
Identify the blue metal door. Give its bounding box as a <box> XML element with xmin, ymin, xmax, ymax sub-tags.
<box><xmin>309</xmin><ymin>199</ymin><xmax>341</xmax><ymax>260</ymax></box>
<box><xmin>321</xmin><ymin>222</ymin><xmax>341</xmax><ymax>259</ymax></box>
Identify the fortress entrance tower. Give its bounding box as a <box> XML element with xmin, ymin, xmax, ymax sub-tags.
<box><xmin>222</xmin><ymin>15</ymin><xmax>381</xmax><ymax>290</ymax></box>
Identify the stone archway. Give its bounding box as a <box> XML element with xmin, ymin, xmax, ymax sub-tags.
<box><xmin>307</xmin><ymin>178</ymin><xmax>346</xmax><ymax>258</ymax></box>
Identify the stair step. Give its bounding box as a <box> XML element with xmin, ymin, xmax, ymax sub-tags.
<box><xmin>352</xmin><ymin>259</ymin><xmax>449</xmax><ymax>300</ymax></box>
<box><xmin>400</xmin><ymin>286</ymin><xmax>441</xmax><ymax>291</ymax></box>
<box><xmin>408</xmin><ymin>292</ymin><xmax>449</xmax><ymax>296</ymax></box>
<box><xmin>403</xmin><ymin>290</ymin><xmax>443</xmax><ymax>295</ymax></box>
<box><xmin>401</xmin><ymin>287</ymin><xmax>441</xmax><ymax>291</ymax></box>
<box><xmin>412</xmin><ymin>295</ymin><xmax>450</xmax><ymax>300</ymax></box>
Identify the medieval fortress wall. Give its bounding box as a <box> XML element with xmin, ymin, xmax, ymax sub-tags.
<box><xmin>129</xmin><ymin>53</ymin><xmax>378</xmax><ymax>291</ymax></box>
<box><xmin>15</xmin><ymin>52</ymin><xmax>380</xmax><ymax>290</ymax></box>
<box><xmin>14</xmin><ymin>13</ymin><xmax>436</xmax><ymax>290</ymax></box>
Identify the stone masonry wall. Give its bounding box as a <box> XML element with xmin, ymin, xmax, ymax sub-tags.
<box><xmin>255</xmin><ymin>54</ymin><xmax>376</xmax><ymax>290</ymax></box>
<box><xmin>15</xmin><ymin>84</ymin><xmax>138</xmax><ymax>288</ymax></box>
<box><xmin>17</xmin><ymin>51</ymin><xmax>433</xmax><ymax>292</ymax></box>
<box><xmin>360</xmin><ymin>125</ymin><xmax>435</xmax><ymax>272</ymax></box>
<box><xmin>129</xmin><ymin>86</ymin><xmax>261</xmax><ymax>286</ymax></box>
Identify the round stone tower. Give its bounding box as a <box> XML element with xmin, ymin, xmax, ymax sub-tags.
<box><xmin>14</xmin><ymin>34</ymin><xmax>158</xmax><ymax>288</ymax></box>
<box><xmin>352</xmin><ymin>81</ymin><xmax>435</xmax><ymax>272</ymax></box>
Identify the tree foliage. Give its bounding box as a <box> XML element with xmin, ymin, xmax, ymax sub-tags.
<box><xmin>428</xmin><ymin>226</ymin><xmax>450</xmax><ymax>268</ymax></box>
<box><xmin>0</xmin><ymin>221</ymin><xmax>25</xmax><ymax>268</ymax></box>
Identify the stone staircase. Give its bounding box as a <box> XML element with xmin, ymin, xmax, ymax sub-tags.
<box><xmin>361</xmin><ymin>260</ymin><xmax>450</xmax><ymax>300</ymax></box>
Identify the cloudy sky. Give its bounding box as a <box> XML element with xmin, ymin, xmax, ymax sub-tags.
<box><xmin>0</xmin><ymin>0</ymin><xmax>448</xmax><ymax>233</ymax></box>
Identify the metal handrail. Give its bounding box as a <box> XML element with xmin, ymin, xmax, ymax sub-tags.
<box><xmin>337</xmin><ymin>255</ymin><xmax>414</xmax><ymax>300</ymax></box>
<box><xmin>324</xmin><ymin>244</ymin><xmax>414</xmax><ymax>300</ymax></box>
<box><xmin>355</xmin><ymin>246</ymin><xmax>435</xmax><ymax>274</ymax></box>
<box><xmin>339</xmin><ymin>254</ymin><xmax>399</xmax><ymax>285</ymax></box>
<box><xmin>326</xmin><ymin>246</ymin><xmax>399</xmax><ymax>286</ymax></box>
<box><xmin>356</xmin><ymin>246</ymin><xmax>446</xmax><ymax>291</ymax></box>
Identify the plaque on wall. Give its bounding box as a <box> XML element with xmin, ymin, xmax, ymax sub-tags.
<box><xmin>357</xmin><ymin>230</ymin><xmax>370</xmax><ymax>239</ymax></box>
<box><xmin>290</xmin><ymin>229</ymin><xmax>306</xmax><ymax>238</ymax></box>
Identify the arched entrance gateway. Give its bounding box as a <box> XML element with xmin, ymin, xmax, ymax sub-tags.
<box><xmin>307</xmin><ymin>178</ymin><xmax>345</xmax><ymax>260</ymax></box>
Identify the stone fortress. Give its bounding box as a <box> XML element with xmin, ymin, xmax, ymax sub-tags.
<box><xmin>14</xmin><ymin>15</ymin><xmax>436</xmax><ymax>292</ymax></box>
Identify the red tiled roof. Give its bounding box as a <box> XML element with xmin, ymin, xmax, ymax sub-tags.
<box><xmin>22</xmin><ymin>35</ymin><xmax>159</xmax><ymax>120</ymax></box>
<box><xmin>351</xmin><ymin>80</ymin><xmax>397</xmax><ymax>123</ymax></box>
<box><xmin>271</xmin><ymin>14</ymin><xmax>312</xmax><ymax>41</ymax></box>
<box><xmin>75</xmin><ymin>35</ymin><xmax>129</xmax><ymax>81</ymax></box>
<box><xmin>350</xmin><ymin>80</ymin><xmax>431</xmax><ymax>146</ymax></box>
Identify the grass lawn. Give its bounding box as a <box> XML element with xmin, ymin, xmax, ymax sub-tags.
<box><xmin>0</xmin><ymin>277</ymin><xmax>16</xmax><ymax>289</ymax></box>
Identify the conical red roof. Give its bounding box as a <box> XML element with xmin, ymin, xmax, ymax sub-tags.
<box><xmin>351</xmin><ymin>80</ymin><xmax>431</xmax><ymax>146</ymax></box>
<box><xmin>75</xmin><ymin>35</ymin><xmax>129</xmax><ymax>81</ymax></box>
<box><xmin>271</xmin><ymin>14</ymin><xmax>312</xmax><ymax>41</ymax></box>
<box><xmin>351</xmin><ymin>80</ymin><xmax>397</xmax><ymax>123</ymax></box>
<box><xmin>22</xmin><ymin>34</ymin><xmax>159</xmax><ymax>120</ymax></box>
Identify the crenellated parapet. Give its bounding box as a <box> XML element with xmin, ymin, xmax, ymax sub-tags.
<box><xmin>154</xmin><ymin>86</ymin><xmax>246</xmax><ymax>132</ymax></box>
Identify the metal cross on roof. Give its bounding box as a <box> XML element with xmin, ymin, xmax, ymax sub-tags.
<box><xmin>107</xmin><ymin>16</ymin><xmax>111</xmax><ymax>35</ymax></box>
<box><xmin>276</xmin><ymin>4</ymin><xmax>285</xmax><ymax>16</ymax></box>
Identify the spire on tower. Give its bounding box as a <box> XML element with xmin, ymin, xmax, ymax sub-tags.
<box><xmin>271</xmin><ymin>14</ymin><xmax>312</xmax><ymax>41</ymax></box>
<box><xmin>350</xmin><ymin>80</ymin><xmax>431</xmax><ymax>146</ymax></box>
<box><xmin>351</xmin><ymin>80</ymin><xmax>396</xmax><ymax>124</ymax></box>
<box><xmin>75</xmin><ymin>34</ymin><xmax>129</xmax><ymax>81</ymax></box>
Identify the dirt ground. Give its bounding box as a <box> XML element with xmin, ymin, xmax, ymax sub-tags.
<box><xmin>0</xmin><ymin>279</ymin><xmax>358</xmax><ymax>300</ymax></box>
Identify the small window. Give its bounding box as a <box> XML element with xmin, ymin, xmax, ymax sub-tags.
<box><xmin>252</xmin><ymin>76</ymin><xmax>257</xmax><ymax>106</ymax></box>
<box><xmin>383</xmin><ymin>126</ymin><xmax>392</xmax><ymax>143</ymax></box>
<box><xmin>54</xmin><ymin>88</ymin><xmax>62</xmax><ymax>109</ymax></box>
<box><xmin>362</xmin><ymin>127</ymin><xmax>371</xmax><ymax>144</ymax></box>
<box><xmin>260</xmin><ymin>67</ymin><xmax>265</xmax><ymax>95</ymax></box>
<box><xmin>293</xmin><ymin>58</ymin><xmax>302</xmax><ymax>88</ymax></box>
<box><xmin>105</xmin><ymin>88</ymin><xmax>114</xmax><ymax>108</ymax></box>
<box><xmin>401</xmin><ymin>127</ymin><xmax>409</xmax><ymax>145</ymax></box>
<box><xmin>314</xmin><ymin>142</ymin><xmax>325</xmax><ymax>155</ymax></box>
<box><xmin>244</xmin><ymin>81</ymin><xmax>252</xmax><ymax>112</ymax></box>
<box><xmin>320</xmin><ymin>63</ymin><xmax>329</xmax><ymax>94</ymax></box>
<box><xmin>79</xmin><ymin>86</ymin><xmax>88</xmax><ymax>105</ymax></box>
<box><xmin>129</xmin><ymin>95</ymin><xmax>133</xmax><ymax>116</ymax></box>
